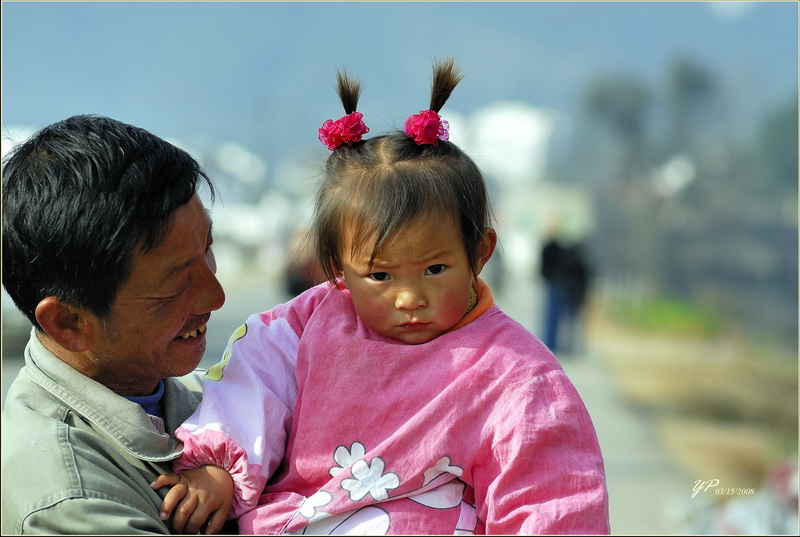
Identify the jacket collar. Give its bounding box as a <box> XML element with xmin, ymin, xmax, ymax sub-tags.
<box><xmin>24</xmin><ymin>328</ymin><xmax>197</xmax><ymax>461</ymax></box>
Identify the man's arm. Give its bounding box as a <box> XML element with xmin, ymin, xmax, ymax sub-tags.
<box><xmin>18</xmin><ymin>497</ymin><xmax>172</xmax><ymax>535</ymax></box>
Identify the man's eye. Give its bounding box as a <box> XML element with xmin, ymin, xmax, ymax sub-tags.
<box><xmin>426</xmin><ymin>264</ymin><xmax>446</xmax><ymax>275</ymax></box>
<box><xmin>163</xmin><ymin>286</ymin><xmax>187</xmax><ymax>300</ymax></box>
<box><xmin>369</xmin><ymin>272</ymin><xmax>390</xmax><ymax>281</ymax></box>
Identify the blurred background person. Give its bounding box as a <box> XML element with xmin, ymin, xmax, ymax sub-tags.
<box><xmin>540</xmin><ymin>218</ymin><xmax>592</xmax><ymax>355</ymax></box>
<box><xmin>283</xmin><ymin>226</ymin><xmax>325</xmax><ymax>297</ymax></box>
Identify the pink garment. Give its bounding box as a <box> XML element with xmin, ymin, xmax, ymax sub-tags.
<box><xmin>175</xmin><ymin>281</ymin><xmax>610</xmax><ymax>535</ymax></box>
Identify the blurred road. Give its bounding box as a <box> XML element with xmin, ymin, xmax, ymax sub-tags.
<box><xmin>2</xmin><ymin>272</ymin><xmax>693</xmax><ymax>534</ymax></box>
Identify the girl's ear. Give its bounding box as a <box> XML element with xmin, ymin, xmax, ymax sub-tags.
<box><xmin>34</xmin><ymin>297</ymin><xmax>98</xmax><ymax>352</ymax></box>
<box><xmin>474</xmin><ymin>227</ymin><xmax>498</xmax><ymax>276</ymax></box>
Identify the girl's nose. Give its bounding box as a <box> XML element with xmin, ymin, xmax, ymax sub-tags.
<box><xmin>395</xmin><ymin>288</ymin><xmax>427</xmax><ymax>310</ymax></box>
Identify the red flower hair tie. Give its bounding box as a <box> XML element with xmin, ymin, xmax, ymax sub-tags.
<box><xmin>318</xmin><ymin>111</ymin><xmax>369</xmax><ymax>150</ymax></box>
<box><xmin>403</xmin><ymin>109</ymin><xmax>450</xmax><ymax>146</ymax></box>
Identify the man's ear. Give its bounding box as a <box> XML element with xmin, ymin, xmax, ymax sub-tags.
<box><xmin>475</xmin><ymin>227</ymin><xmax>498</xmax><ymax>276</ymax></box>
<box><xmin>34</xmin><ymin>297</ymin><xmax>97</xmax><ymax>352</ymax></box>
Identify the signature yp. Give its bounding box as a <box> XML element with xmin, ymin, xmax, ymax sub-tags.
<box><xmin>692</xmin><ymin>479</ymin><xmax>720</xmax><ymax>498</ymax></box>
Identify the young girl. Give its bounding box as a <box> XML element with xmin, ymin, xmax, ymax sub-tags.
<box><xmin>153</xmin><ymin>58</ymin><xmax>610</xmax><ymax>535</ymax></box>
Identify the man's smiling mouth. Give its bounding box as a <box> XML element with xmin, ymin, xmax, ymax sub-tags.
<box><xmin>178</xmin><ymin>325</ymin><xmax>207</xmax><ymax>340</ymax></box>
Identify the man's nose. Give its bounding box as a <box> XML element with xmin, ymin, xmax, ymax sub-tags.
<box><xmin>193</xmin><ymin>253</ymin><xmax>226</xmax><ymax>314</ymax></box>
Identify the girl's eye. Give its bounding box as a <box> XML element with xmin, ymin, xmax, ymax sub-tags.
<box><xmin>426</xmin><ymin>264</ymin><xmax>446</xmax><ymax>275</ymax></box>
<box><xmin>369</xmin><ymin>272</ymin><xmax>390</xmax><ymax>281</ymax></box>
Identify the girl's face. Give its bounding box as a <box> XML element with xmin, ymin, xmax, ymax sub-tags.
<box><xmin>339</xmin><ymin>214</ymin><xmax>495</xmax><ymax>344</ymax></box>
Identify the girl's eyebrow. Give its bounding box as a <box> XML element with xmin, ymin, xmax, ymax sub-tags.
<box><xmin>370</xmin><ymin>248</ymin><xmax>452</xmax><ymax>269</ymax></box>
<box><xmin>370</xmin><ymin>260</ymin><xmax>398</xmax><ymax>270</ymax></box>
<box><xmin>421</xmin><ymin>248</ymin><xmax>450</xmax><ymax>262</ymax></box>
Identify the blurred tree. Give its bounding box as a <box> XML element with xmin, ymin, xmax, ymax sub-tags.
<box><xmin>584</xmin><ymin>74</ymin><xmax>652</xmax><ymax>179</ymax></box>
<box><xmin>663</xmin><ymin>56</ymin><xmax>720</xmax><ymax>157</ymax></box>
<box><xmin>570</xmin><ymin>60</ymin><xmax>797</xmax><ymax>349</ymax></box>
<box><xmin>581</xmin><ymin>74</ymin><xmax>655</xmax><ymax>300</ymax></box>
<box><xmin>755</xmin><ymin>93</ymin><xmax>799</xmax><ymax>205</ymax></box>
<box><xmin>652</xmin><ymin>85</ymin><xmax>798</xmax><ymax>348</ymax></box>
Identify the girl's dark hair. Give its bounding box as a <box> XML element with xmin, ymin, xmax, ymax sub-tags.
<box><xmin>1</xmin><ymin>114</ymin><xmax>215</xmax><ymax>328</ymax></box>
<box><xmin>312</xmin><ymin>57</ymin><xmax>492</xmax><ymax>283</ymax></box>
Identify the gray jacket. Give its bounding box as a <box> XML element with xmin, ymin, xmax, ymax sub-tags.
<box><xmin>1</xmin><ymin>329</ymin><xmax>204</xmax><ymax>534</ymax></box>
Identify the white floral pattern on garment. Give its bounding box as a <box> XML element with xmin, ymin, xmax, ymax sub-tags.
<box><xmin>423</xmin><ymin>456</ymin><xmax>464</xmax><ymax>485</ymax></box>
<box><xmin>340</xmin><ymin>457</ymin><xmax>400</xmax><ymax>502</ymax></box>
<box><xmin>408</xmin><ymin>480</ymin><xmax>466</xmax><ymax>509</ymax></box>
<box><xmin>296</xmin><ymin>506</ymin><xmax>392</xmax><ymax>535</ymax></box>
<box><xmin>329</xmin><ymin>441</ymin><xmax>367</xmax><ymax>477</ymax></box>
<box><xmin>298</xmin><ymin>490</ymin><xmax>333</xmax><ymax>521</ymax></box>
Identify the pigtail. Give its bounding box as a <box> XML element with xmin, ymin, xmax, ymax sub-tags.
<box><xmin>402</xmin><ymin>57</ymin><xmax>463</xmax><ymax>146</ymax></box>
<box><xmin>429</xmin><ymin>57</ymin><xmax>464</xmax><ymax>113</ymax></box>
<box><xmin>318</xmin><ymin>68</ymin><xmax>369</xmax><ymax>151</ymax></box>
<box><xmin>336</xmin><ymin>69</ymin><xmax>362</xmax><ymax>115</ymax></box>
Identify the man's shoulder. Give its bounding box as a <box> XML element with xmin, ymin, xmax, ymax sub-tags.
<box><xmin>2</xmin><ymin>380</ymin><xmax>170</xmax><ymax>533</ymax></box>
<box><xmin>173</xmin><ymin>368</ymin><xmax>206</xmax><ymax>401</ymax></box>
<box><xmin>2</xmin><ymin>369</ymin><xmax>68</xmax><ymax>438</ymax></box>
<box><xmin>3</xmin><ymin>379</ymin><xmax>125</xmax><ymax>491</ymax></box>
<box><xmin>2</xmin><ymin>384</ymin><xmax>91</xmax><ymax>528</ymax></box>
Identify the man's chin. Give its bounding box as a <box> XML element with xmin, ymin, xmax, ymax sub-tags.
<box><xmin>168</xmin><ymin>337</ymin><xmax>207</xmax><ymax>375</ymax></box>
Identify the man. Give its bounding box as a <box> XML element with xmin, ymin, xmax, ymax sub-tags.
<box><xmin>1</xmin><ymin>115</ymin><xmax>226</xmax><ymax>534</ymax></box>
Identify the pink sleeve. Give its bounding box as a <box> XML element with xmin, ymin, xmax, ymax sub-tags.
<box><xmin>174</xmin><ymin>427</ymin><xmax>269</xmax><ymax>518</ymax></box>
<box><xmin>474</xmin><ymin>369</ymin><xmax>610</xmax><ymax>534</ymax></box>
<box><xmin>171</xmin><ymin>286</ymin><xmax>332</xmax><ymax>517</ymax></box>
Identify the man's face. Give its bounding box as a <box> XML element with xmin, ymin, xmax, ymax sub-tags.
<box><xmin>87</xmin><ymin>194</ymin><xmax>225</xmax><ymax>395</ymax></box>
